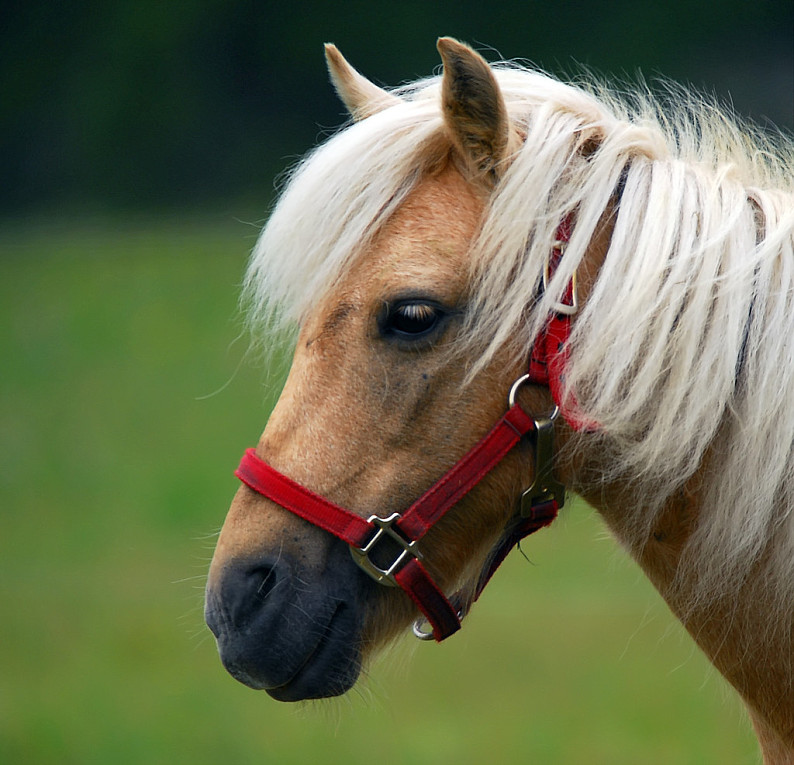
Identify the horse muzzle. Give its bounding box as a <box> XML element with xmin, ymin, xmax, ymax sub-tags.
<box><xmin>204</xmin><ymin>540</ymin><xmax>365</xmax><ymax>701</ymax></box>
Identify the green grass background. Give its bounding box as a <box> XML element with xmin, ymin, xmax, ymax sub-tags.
<box><xmin>1</xmin><ymin>216</ymin><xmax>760</xmax><ymax>764</ymax></box>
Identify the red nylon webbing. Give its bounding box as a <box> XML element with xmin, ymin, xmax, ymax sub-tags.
<box><xmin>235</xmin><ymin>450</ymin><xmax>372</xmax><ymax>547</ymax></box>
<box><xmin>394</xmin><ymin>558</ymin><xmax>462</xmax><ymax>639</ymax></box>
<box><xmin>233</xmin><ymin>402</ymin><xmax>540</xmax><ymax>642</ymax></box>
<box><xmin>471</xmin><ymin>499</ymin><xmax>558</xmax><ymax>604</ymax></box>
<box><xmin>395</xmin><ymin>404</ymin><xmax>535</xmax><ymax>540</ymax></box>
<box><xmin>527</xmin><ymin>218</ymin><xmax>596</xmax><ymax>432</ymax></box>
<box><xmin>235</xmin><ymin>447</ymin><xmax>466</xmax><ymax>640</ymax></box>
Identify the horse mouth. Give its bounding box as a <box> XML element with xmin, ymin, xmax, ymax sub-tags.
<box><xmin>263</xmin><ymin>605</ymin><xmax>362</xmax><ymax>701</ymax></box>
<box><xmin>207</xmin><ymin>585</ymin><xmax>363</xmax><ymax>701</ymax></box>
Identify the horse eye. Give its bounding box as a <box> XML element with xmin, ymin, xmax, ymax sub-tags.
<box><xmin>382</xmin><ymin>301</ymin><xmax>443</xmax><ymax>338</ymax></box>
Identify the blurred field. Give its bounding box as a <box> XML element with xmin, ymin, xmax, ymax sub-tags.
<box><xmin>0</xmin><ymin>216</ymin><xmax>760</xmax><ymax>764</ymax></box>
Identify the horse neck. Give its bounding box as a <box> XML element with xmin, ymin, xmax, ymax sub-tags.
<box><xmin>593</xmin><ymin>472</ymin><xmax>793</xmax><ymax>759</ymax></box>
<box><xmin>559</xmin><ymin>214</ymin><xmax>794</xmax><ymax>759</ymax></box>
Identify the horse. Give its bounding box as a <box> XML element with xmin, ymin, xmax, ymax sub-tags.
<box><xmin>204</xmin><ymin>38</ymin><xmax>794</xmax><ymax>762</ymax></box>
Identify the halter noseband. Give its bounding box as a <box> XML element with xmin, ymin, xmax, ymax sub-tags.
<box><xmin>234</xmin><ymin>221</ymin><xmax>578</xmax><ymax>642</ymax></box>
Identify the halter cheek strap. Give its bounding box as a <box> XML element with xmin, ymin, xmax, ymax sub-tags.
<box><xmin>529</xmin><ymin>216</ymin><xmax>595</xmax><ymax>432</ymax></box>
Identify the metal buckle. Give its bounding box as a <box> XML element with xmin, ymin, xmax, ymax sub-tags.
<box><xmin>543</xmin><ymin>242</ymin><xmax>578</xmax><ymax>316</ymax></box>
<box><xmin>349</xmin><ymin>512</ymin><xmax>422</xmax><ymax>587</ymax></box>
<box><xmin>508</xmin><ymin>374</ymin><xmax>566</xmax><ymax>514</ymax></box>
<box><xmin>520</xmin><ymin>407</ymin><xmax>565</xmax><ymax>514</ymax></box>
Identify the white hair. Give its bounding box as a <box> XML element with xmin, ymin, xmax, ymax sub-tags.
<box><xmin>244</xmin><ymin>64</ymin><xmax>794</xmax><ymax>624</ymax></box>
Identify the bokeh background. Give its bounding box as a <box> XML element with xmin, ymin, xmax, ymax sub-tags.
<box><xmin>2</xmin><ymin>1</ymin><xmax>792</xmax><ymax>763</ymax></box>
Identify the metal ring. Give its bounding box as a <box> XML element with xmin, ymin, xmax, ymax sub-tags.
<box><xmin>508</xmin><ymin>373</ymin><xmax>560</xmax><ymax>423</ymax></box>
<box><xmin>508</xmin><ymin>373</ymin><xmax>532</xmax><ymax>408</ymax></box>
<box><xmin>412</xmin><ymin>618</ymin><xmax>435</xmax><ymax>641</ymax></box>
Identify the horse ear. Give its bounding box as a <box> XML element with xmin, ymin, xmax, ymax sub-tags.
<box><xmin>437</xmin><ymin>37</ymin><xmax>518</xmax><ymax>183</ymax></box>
<box><xmin>324</xmin><ymin>43</ymin><xmax>402</xmax><ymax>121</ymax></box>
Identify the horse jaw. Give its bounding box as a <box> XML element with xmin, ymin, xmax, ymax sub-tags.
<box><xmin>324</xmin><ymin>43</ymin><xmax>402</xmax><ymax>121</ymax></box>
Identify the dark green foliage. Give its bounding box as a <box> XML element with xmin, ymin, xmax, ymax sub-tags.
<box><xmin>1</xmin><ymin>0</ymin><xmax>791</xmax><ymax>214</ymax></box>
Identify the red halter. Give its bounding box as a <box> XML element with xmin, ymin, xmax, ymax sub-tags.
<box><xmin>234</xmin><ymin>222</ymin><xmax>577</xmax><ymax>641</ymax></box>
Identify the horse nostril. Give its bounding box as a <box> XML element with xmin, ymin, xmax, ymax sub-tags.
<box><xmin>248</xmin><ymin>561</ymin><xmax>280</xmax><ymax>602</ymax></box>
<box><xmin>205</xmin><ymin>542</ymin><xmax>365</xmax><ymax>697</ymax></box>
<box><xmin>206</xmin><ymin>555</ymin><xmax>287</xmax><ymax>635</ymax></box>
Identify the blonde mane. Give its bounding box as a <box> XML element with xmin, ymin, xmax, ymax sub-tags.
<box><xmin>244</xmin><ymin>64</ymin><xmax>794</xmax><ymax>624</ymax></box>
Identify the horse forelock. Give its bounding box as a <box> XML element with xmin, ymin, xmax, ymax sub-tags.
<box><xmin>245</xmin><ymin>62</ymin><xmax>794</xmax><ymax>629</ymax></box>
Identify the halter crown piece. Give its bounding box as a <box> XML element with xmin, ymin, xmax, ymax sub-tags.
<box><xmin>235</xmin><ymin>220</ymin><xmax>579</xmax><ymax>641</ymax></box>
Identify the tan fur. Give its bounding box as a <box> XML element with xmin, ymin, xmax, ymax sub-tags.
<box><xmin>214</xmin><ymin>164</ymin><xmax>535</xmax><ymax>643</ymax></box>
<box><xmin>437</xmin><ymin>37</ymin><xmax>520</xmax><ymax>183</ymax></box>
<box><xmin>324</xmin><ymin>44</ymin><xmax>401</xmax><ymax>121</ymax></box>
<box><xmin>581</xmin><ymin>445</ymin><xmax>794</xmax><ymax>760</ymax></box>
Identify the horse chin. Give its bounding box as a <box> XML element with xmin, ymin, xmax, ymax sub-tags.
<box><xmin>214</xmin><ymin>603</ymin><xmax>363</xmax><ymax>701</ymax></box>
<box><xmin>264</xmin><ymin>627</ymin><xmax>361</xmax><ymax>702</ymax></box>
<box><xmin>205</xmin><ymin>543</ymin><xmax>367</xmax><ymax>701</ymax></box>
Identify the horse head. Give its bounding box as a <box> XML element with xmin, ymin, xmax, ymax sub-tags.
<box><xmin>204</xmin><ymin>39</ymin><xmax>590</xmax><ymax>700</ymax></box>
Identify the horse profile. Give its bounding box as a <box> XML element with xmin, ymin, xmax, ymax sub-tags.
<box><xmin>205</xmin><ymin>38</ymin><xmax>794</xmax><ymax>762</ymax></box>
